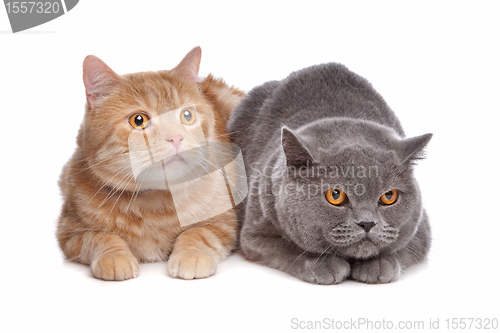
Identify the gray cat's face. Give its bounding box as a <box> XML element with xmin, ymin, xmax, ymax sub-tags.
<box><xmin>272</xmin><ymin>120</ymin><xmax>431</xmax><ymax>259</ymax></box>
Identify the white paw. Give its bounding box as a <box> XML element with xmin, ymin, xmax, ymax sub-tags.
<box><xmin>168</xmin><ymin>251</ymin><xmax>217</xmax><ymax>280</ymax></box>
<box><xmin>91</xmin><ymin>254</ymin><xmax>139</xmax><ymax>281</ymax></box>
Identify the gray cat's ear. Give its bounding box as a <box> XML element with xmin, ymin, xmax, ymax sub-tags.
<box><xmin>171</xmin><ymin>46</ymin><xmax>202</xmax><ymax>83</ymax></box>
<box><xmin>281</xmin><ymin>126</ymin><xmax>315</xmax><ymax>167</ymax></box>
<box><xmin>397</xmin><ymin>133</ymin><xmax>433</xmax><ymax>164</ymax></box>
<box><xmin>83</xmin><ymin>55</ymin><xmax>122</xmax><ymax>108</ymax></box>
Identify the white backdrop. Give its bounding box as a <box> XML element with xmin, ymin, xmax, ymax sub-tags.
<box><xmin>1</xmin><ymin>1</ymin><xmax>499</xmax><ymax>332</ymax></box>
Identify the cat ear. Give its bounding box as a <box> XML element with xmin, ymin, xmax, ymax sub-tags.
<box><xmin>397</xmin><ymin>133</ymin><xmax>433</xmax><ymax>164</ymax></box>
<box><xmin>281</xmin><ymin>126</ymin><xmax>315</xmax><ymax>167</ymax></box>
<box><xmin>83</xmin><ymin>55</ymin><xmax>121</xmax><ymax>108</ymax></box>
<box><xmin>170</xmin><ymin>46</ymin><xmax>202</xmax><ymax>83</ymax></box>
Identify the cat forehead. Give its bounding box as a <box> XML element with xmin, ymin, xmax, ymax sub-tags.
<box><xmin>119</xmin><ymin>71</ymin><xmax>203</xmax><ymax>112</ymax></box>
<box><xmin>299</xmin><ymin>136</ymin><xmax>393</xmax><ymax>165</ymax></box>
<box><xmin>297</xmin><ymin>118</ymin><xmax>401</xmax><ymax>164</ymax></box>
<box><xmin>299</xmin><ymin>118</ymin><xmax>401</xmax><ymax>144</ymax></box>
<box><xmin>311</xmin><ymin>145</ymin><xmax>398</xmax><ymax>178</ymax></box>
<box><xmin>316</xmin><ymin>144</ymin><xmax>396</xmax><ymax>164</ymax></box>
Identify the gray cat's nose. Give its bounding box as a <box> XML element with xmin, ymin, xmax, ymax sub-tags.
<box><xmin>356</xmin><ymin>221</ymin><xmax>376</xmax><ymax>232</ymax></box>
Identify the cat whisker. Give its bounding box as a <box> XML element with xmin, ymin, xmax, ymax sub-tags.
<box><xmin>195</xmin><ymin>161</ymin><xmax>233</xmax><ymax>207</ymax></box>
<box><xmin>104</xmin><ymin>160</ymin><xmax>151</xmax><ymax>220</ymax></box>
<box><xmin>402</xmin><ymin>243</ymin><xmax>423</xmax><ymax>263</ymax></box>
<box><xmin>193</xmin><ymin>156</ymin><xmax>247</xmax><ymax>199</ymax></box>
<box><xmin>123</xmin><ymin>174</ymin><xmax>147</xmax><ymax>215</ymax></box>
<box><xmin>66</xmin><ymin>150</ymin><xmax>129</xmax><ymax>165</ymax></box>
<box><xmin>312</xmin><ymin>244</ymin><xmax>332</xmax><ymax>267</ymax></box>
<box><xmin>316</xmin><ymin>245</ymin><xmax>333</xmax><ymax>267</ymax></box>
<box><xmin>108</xmin><ymin>172</ymin><xmax>139</xmax><ymax>218</ymax></box>
<box><xmin>220</xmin><ymin>174</ymin><xmax>247</xmax><ymax>199</ymax></box>
<box><xmin>84</xmin><ymin>162</ymin><xmax>145</xmax><ymax>220</ymax></box>
<box><xmin>65</xmin><ymin>148</ymin><xmax>154</xmax><ymax>179</ymax></box>
<box><xmin>192</xmin><ymin>133</ymin><xmax>234</xmax><ymax>145</ymax></box>
<box><xmin>76</xmin><ymin>162</ymin><xmax>135</xmax><ymax>218</ymax></box>
<box><xmin>288</xmin><ymin>249</ymin><xmax>309</xmax><ymax>273</ymax></box>
<box><xmin>195</xmin><ymin>153</ymin><xmax>246</xmax><ymax>172</ymax></box>
<box><xmin>64</xmin><ymin>152</ymin><xmax>130</xmax><ymax>178</ymax></box>
<box><xmin>124</xmin><ymin>164</ymin><xmax>156</xmax><ymax>214</ymax></box>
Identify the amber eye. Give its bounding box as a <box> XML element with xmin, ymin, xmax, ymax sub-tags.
<box><xmin>180</xmin><ymin>108</ymin><xmax>197</xmax><ymax>125</ymax></box>
<box><xmin>380</xmin><ymin>190</ymin><xmax>398</xmax><ymax>205</ymax></box>
<box><xmin>129</xmin><ymin>113</ymin><xmax>150</xmax><ymax>130</ymax></box>
<box><xmin>326</xmin><ymin>189</ymin><xmax>347</xmax><ymax>206</ymax></box>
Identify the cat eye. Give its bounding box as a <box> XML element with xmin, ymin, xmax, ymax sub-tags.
<box><xmin>180</xmin><ymin>107</ymin><xmax>197</xmax><ymax>125</ymax></box>
<box><xmin>379</xmin><ymin>190</ymin><xmax>398</xmax><ymax>205</ymax></box>
<box><xmin>325</xmin><ymin>189</ymin><xmax>347</xmax><ymax>206</ymax></box>
<box><xmin>129</xmin><ymin>113</ymin><xmax>150</xmax><ymax>130</ymax></box>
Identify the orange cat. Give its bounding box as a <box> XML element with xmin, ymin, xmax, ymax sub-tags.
<box><xmin>57</xmin><ymin>47</ymin><xmax>245</xmax><ymax>280</ymax></box>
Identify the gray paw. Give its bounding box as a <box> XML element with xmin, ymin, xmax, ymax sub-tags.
<box><xmin>298</xmin><ymin>255</ymin><xmax>350</xmax><ymax>285</ymax></box>
<box><xmin>351</xmin><ymin>256</ymin><xmax>402</xmax><ymax>284</ymax></box>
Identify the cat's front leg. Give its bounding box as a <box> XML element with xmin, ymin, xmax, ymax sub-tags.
<box><xmin>350</xmin><ymin>216</ymin><xmax>431</xmax><ymax>284</ymax></box>
<box><xmin>167</xmin><ymin>210</ymin><xmax>237</xmax><ymax>279</ymax></box>
<box><xmin>241</xmin><ymin>221</ymin><xmax>350</xmax><ymax>285</ymax></box>
<box><xmin>58</xmin><ymin>229</ymin><xmax>139</xmax><ymax>281</ymax></box>
<box><xmin>85</xmin><ymin>232</ymin><xmax>139</xmax><ymax>281</ymax></box>
<box><xmin>350</xmin><ymin>256</ymin><xmax>402</xmax><ymax>284</ymax></box>
<box><xmin>298</xmin><ymin>254</ymin><xmax>351</xmax><ymax>285</ymax></box>
<box><xmin>91</xmin><ymin>253</ymin><xmax>139</xmax><ymax>281</ymax></box>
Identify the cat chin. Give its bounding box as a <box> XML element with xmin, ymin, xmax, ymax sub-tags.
<box><xmin>333</xmin><ymin>239</ymin><xmax>381</xmax><ymax>260</ymax></box>
<box><xmin>163</xmin><ymin>161</ymin><xmax>188</xmax><ymax>179</ymax></box>
<box><xmin>131</xmin><ymin>158</ymin><xmax>196</xmax><ymax>189</ymax></box>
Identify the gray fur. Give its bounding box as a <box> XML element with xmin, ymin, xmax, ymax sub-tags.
<box><xmin>227</xmin><ymin>63</ymin><xmax>432</xmax><ymax>284</ymax></box>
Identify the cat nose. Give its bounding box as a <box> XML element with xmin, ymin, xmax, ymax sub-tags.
<box><xmin>167</xmin><ymin>135</ymin><xmax>184</xmax><ymax>150</ymax></box>
<box><xmin>356</xmin><ymin>221</ymin><xmax>376</xmax><ymax>232</ymax></box>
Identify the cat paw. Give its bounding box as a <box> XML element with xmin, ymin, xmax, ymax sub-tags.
<box><xmin>299</xmin><ymin>255</ymin><xmax>350</xmax><ymax>285</ymax></box>
<box><xmin>350</xmin><ymin>256</ymin><xmax>402</xmax><ymax>284</ymax></box>
<box><xmin>91</xmin><ymin>254</ymin><xmax>139</xmax><ymax>281</ymax></box>
<box><xmin>167</xmin><ymin>251</ymin><xmax>217</xmax><ymax>280</ymax></box>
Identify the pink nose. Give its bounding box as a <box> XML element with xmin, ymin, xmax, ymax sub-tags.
<box><xmin>167</xmin><ymin>135</ymin><xmax>184</xmax><ymax>150</ymax></box>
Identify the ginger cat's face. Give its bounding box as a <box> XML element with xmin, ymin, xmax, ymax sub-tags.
<box><xmin>128</xmin><ymin>103</ymin><xmax>210</xmax><ymax>188</ymax></box>
<box><xmin>81</xmin><ymin>48</ymin><xmax>216</xmax><ymax>192</ymax></box>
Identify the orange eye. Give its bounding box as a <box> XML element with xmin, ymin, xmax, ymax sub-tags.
<box><xmin>380</xmin><ymin>190</ymin><xmax>398</xmax><ymax>205</ymax></box>
<box><xmin>129</xmin><ymin>113</ymin><xmax>150</xmax><ymax>130</ymax></box>
<box><xmin>180</xmin><ymin>107</ymin><xmax>197</xmax><ymax>125</ymax></box>
<box><xmin>326</xmin><ymin>189</ymin><xmax>346</xmax><ymax>206</ymax></box>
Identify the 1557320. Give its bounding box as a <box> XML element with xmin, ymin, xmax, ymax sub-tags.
<box><xmin>445</xmin><ymin>318</ymin><xmax>498</xmax><ymax>330</ymax></box>
<box><xmin>5</xmin><ymin>2</ymin><xmax>61</xmax><ymax>14</ymax></box>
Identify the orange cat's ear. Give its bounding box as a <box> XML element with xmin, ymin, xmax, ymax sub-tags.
<box><xmin>170</xmin><ymin>46</ymin><xmax>202</xmax><ymax>83</ymax></box>
<box><xmin>83</xmin><ymin>55</ymin><xmax>122</xmax><ymax>108</ymax></box>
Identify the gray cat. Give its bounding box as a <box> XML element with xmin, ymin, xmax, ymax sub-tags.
<box><xmin>227</xmin><ymin>63</ymin><xmax>432</xmax><ymax>284</ymax></box>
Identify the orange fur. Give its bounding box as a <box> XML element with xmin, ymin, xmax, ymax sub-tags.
<box><xmin>57</xmin><ymin>47</ymin><xmax>245</xmax><ymax>280</ymax></box>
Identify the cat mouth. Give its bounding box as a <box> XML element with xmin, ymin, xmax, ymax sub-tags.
<box><xmin>140</xmin><ymin>155</ymin><xmax>187</xmax><ymax>176</ymax></box>
<box><xmin>161</xmin><ymin>154</ymin><xmax>186</xmax><ymax>165</ymax></box>
<box><xmin>326</xmin><ymin>230</ymin><xmax>384</xmax><ymax>258</ymax></box>
<box><xmin>357</xmin><ymin>233</ymin><xmax>387</xmax><ymax>247</ymax></box>
<box><xmin>351</xmin><ymin>238</ymin><xmax>380</xmax><ymax>259</ymax></box>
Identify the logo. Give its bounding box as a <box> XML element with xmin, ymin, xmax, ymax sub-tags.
<box><xmin>3</xmin><ymin>0</ymin><xmax>79</xmax><ymax>33</ymax></box>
